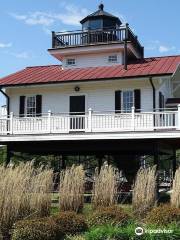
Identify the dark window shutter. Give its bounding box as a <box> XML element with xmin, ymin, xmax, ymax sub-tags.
<box><xmin>19</xmin><ymin>96</ymin><xmax>25</xmax><ymax>117</ymax></box>
<box><xmin>115</xmin><ymin>91</ymin><xmax>121</xmax><ymax>113</ymax></box>
<box><xmin>159</xmin><ymin>92</ymin><xmax>162</xmax><ymax>111</ymax></box>
<box><xmin>162</xmin><ymin>95</ymin><xmax>165</xmax><ymax>109</ymax></box>
<box><xmin>134</xmin><ymin>89</ymin><xmax>141</xmax><ymax>112</ymax></box>
<box><xmin>36</xmin><ymin>95</ymin><xmax>42</xmax><ymax>116</ymax></box>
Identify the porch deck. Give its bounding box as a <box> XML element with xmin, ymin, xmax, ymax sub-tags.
<box><xmin>0</xmin><ymin>107</ymin><xmax>179</xmax><ymax>136</ymax></box>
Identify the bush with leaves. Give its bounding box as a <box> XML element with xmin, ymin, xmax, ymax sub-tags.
<box><xmin>85</xmin><ymin>223</ymin><xmax>180</xmax><ymax>240</ymax></box>
<box><xmin>87</xmin><ymin>206</ymin><xmax>131</xmax><ymax>228</ymax></box>
<box><xmin>66</xmin><ymin>235</ymin><xmax>85</xmax><ymax>240</ymax></box>
<box><xmin>11</xmin><ymin>218</ymin><xmax>58</xmax><ymax>240</ymax></box>
<box><xmin>54</xmin><ymin>211</ymin><xmax>88</xmax><ymax>236</ymax></box>
<box><xmin>145</xmin><ymin>204</ymin><xmax>180</xmax><ymax>225</ymax></box>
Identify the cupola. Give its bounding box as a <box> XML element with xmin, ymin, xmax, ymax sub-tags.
<box><xmin>80</xmin><ymin>4</ymin><xmax>122</xmax><ymax>30</ymax></box>
<box><xmin>49</xmin><ymin>3</ymin><xmax>144</xmax><ymax>69</ymax></box>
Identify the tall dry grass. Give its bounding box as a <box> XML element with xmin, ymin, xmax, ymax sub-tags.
<box><xmin>171</xmin><ymin>166</ymin><xmax>180</xmax><ymax>208</ymax></box>
<box><xmin>59</xmin><ymin>165</ymin><xmax>85</xmax><ymax>212</ymax></box>
<box><xmin>132</xmin><ymin>165</ymin><xmax>157</xmax><ymax>215</ymax></box>
<box><xmin>0</xmin><ymin>162</ymin><xmax>53</xmax><ymax>240</ymax></box>
<box><xmin>92</xmin><ymin>162</ymin><xmax>119</xmax><ymax>209</ymax></box>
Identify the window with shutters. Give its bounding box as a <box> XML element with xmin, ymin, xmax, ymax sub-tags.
<box><xmin>122</xmin><ymin>91</ymin><xmax>134</xmax><ymax>112</ymax></box>
<box><xmin>26</xmin><ymin>96</ymin><xmax>36</xmax><ymax>117</ymax></box>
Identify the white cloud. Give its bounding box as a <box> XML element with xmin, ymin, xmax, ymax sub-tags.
<box><xmin>11</xmin><ymin>12</ymin><xmax>54</xmax><ymax>26</ymax></box>
<box><xmin>145</xmin><ymin>40</ymin><xmax>160</xmax><ymax>51</ymax></box>
<box><xmin>0</xmin><ymin>42</ymin><xmax>12</xmax><ymax>48</ymax></box>
<box><xmin>11</xmin><ymin>51</ymin><xmax>31</xmax><ymax>59</ymax></box>
<box><xmin>159</xmin><ymin>45</ymin><xmax>175</xmax><ymax>53</ymax></box>
<box><xmin>10</xmin><ymin>3</ymin><xmax>89</xmax><ymax>28</ymax></box>
<box><xmin>145</xmin><ymin>40</ymin><xmax>176</xmax><ymax>54</ymax></box>
<box><xmin>42</xmin><ymin>27</ymin><xmax>52</xmax><ymax>35</ymax></box>
<box><xmin>56</xmin><ymin>3</ymin><xmax>89</xmax><ymax>26</ymax></box>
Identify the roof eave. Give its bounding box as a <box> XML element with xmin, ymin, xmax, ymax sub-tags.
<box><xmin>0</xmin><ymin>73</ymin><xmax>172</xmax><ymax>88</ymax></box>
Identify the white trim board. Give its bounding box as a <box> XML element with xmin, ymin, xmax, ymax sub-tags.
<box><xmin>0</xmin><ymin>130</ymin><xmax>180</xmax><ymax>142</ymax></box>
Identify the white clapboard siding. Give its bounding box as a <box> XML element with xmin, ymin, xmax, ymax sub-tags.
<box><xmin>7</xmin><ymin>79</ymin><xmax>155</xmax><ymax>115</ymax></box>
<box><xmin>62</xmin><ymin>52</ymin><xmax>123</xmax><ymax>68</ymax></box>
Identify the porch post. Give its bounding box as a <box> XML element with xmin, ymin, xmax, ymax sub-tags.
<box><xmin>87</xmin><ymin>108</ymin><xmax>92</xmax><ymax>132</ymax></box>
<box><xmin>131</xmin><ymin>106</ymin><xmax>135</xmax><ymax>131</ymax></box>
<box><xmin>177</xmin><ymin>104</ymin><xmax>180</xmax><ymax>130</ymax></box>
<box><xmin>9</xmin><ymin>112</ymin><xmax>13</xmax><ymax>135</ymax></box>
<box><xmin>48</xmin><ymin>110</ymin><xmax>51</xmax><ymax>133</ymax></box>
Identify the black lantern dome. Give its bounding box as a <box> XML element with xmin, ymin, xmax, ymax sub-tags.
<box><xmin>80</xmin><ymin>4</ymin><xmax>122</xmax><ymax>30</ymax></box>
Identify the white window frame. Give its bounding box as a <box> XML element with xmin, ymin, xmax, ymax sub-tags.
<box><xmin>66</xmin><ymin>58</ymin><xmax>76</xmax><ymax>66</ymax></box>
<box><xmin>122</xmin><ymin>90</ymin><xmax>134</xmax><ymax>113</ymax></box>
<box><xmin>26</xmin><ymin>96</ymin><xmax>36</xmax><ymax>117</ymax></box>
<box><xmin>108</xmin><ymin>55</ymin><xmax>118</xmax><ymax>63</ymax></box>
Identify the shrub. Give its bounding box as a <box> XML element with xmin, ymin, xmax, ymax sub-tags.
<box><xmin>11</xmin><ymin>218</ymin><xmax>58</xmax><ymax>240</ymax></box>
<box><xmin>85</xmin><ymin>224</ymin><xmax>138</xmax><ymax>240</ymax></box>
<box><xmin>87</xmin><ymin>206</ymin><xmax>131</xmax><ymax>227</ymax></box>
<box><xmin>92</xmin><ymin>163</ymin><xmax>119</xmax><ymax>209</ymax></box>
<box><xmin>171</xmin><ymin>167</ymin><xmax>180</xmax><ymax>208</ymax></box>
<box><xmin>54</xmin><ymin>211</ymin><xmax>88</xmax><ymax>236</ymax></box>
<box><xmin>0</xmin><ymin>163</ymin><xmax>53</xmax><ymax>240</ymax></box>
<box><xmin>85</xmin><ymin>224</ymin><xmax>180</xmax><ymax>240</ymax></box>
<box><xmin>59</xmin><ymin>165</ymin><xmax>85</xmax><ymax>212</ymax></box>
<box><xmin>66</xmin><ymin>235</ymin><xmax>85</xmax><ymax>240</ymax></box>
<box><xmin>145</xmin><ymin>223</ymin><xmax>180</xmax><ymax>240</ymax></box>
<box><xmin>132</xmin><ymin>165</ymin><xmax>157</xmax><ymax>216</ymax></box>
<box><xmin>145</xmin><ymin>204</ymin><xmax>180</xmax><ymax>225</ymax></box>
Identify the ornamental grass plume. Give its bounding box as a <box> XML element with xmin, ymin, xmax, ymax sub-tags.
<box><xmin>132</xmin><ymin>165</ymin><xmax>157</xmax><ymax>216</ymax></box>
<box><xmin>92</xmin><ymin>162</ymin><xmax>120</xmax><ymax>209</ymax></box>
<box><xmin>59</xmin><ymin>165</ymin><xmax>85</xmax><ymax>213</ymax></box>
<box><xmin>171</xmin><ymin>166</ymin><xmax>180</xmax><ymax>208</ymax></box>
<box><xmin>0</xmin><ymin>162</ymin><xmax>53</xmax><ymax>240</ymax></box>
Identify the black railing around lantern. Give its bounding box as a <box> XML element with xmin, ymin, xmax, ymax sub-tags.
<box><xmin>51</xmin><ymin>24</ymin><xmax>144</xmax><ymax>58</ymax></box>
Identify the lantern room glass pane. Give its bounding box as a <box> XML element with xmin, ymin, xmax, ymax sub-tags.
<box><xmin>89</xmin><ymin>19</ymin><xmax>102</xmax><ymax>30</ymax></box>
<box><xmin>82</xmin><ymin>21</ymin><xmax>89</xmax><ymax>30</ymax></box>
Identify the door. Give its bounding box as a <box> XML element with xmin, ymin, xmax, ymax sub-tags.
<box><xmin>69</xmin><ymin>95</ymin><xmax>85</xmax><ymax>130</ymax></box>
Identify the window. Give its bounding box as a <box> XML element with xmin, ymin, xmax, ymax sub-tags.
<box><xmin>108</xmin><ymin>55</ymin><xmax>117</xmax><ymax>63</ymax></box>
<box><xmin>26</xmin><ymin>96</ymin><xmax>36</xmax><ymax>116</ymax></box>
<box><xmin>122</xmin><ymin>91</ymin><xmax>134</xmax><ymax>112</ymax></box>
<box><xmin>66</xmin><ymin>58</ymin><xmax>76</xmax><ymax>66</ymax></box>
<box><xmin>89</xmin><ymin>19</ymin><xmax>102</xmax><ymax>29</ymax></box>
<box><xmin>159</xmin><ymin>92</ymin><xmax>165</xmax><ymax>111</ymax></box>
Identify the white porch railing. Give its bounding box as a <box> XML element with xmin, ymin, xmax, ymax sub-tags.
<box><xmin>0</xmin><ymin>106</ymin><xmax>179</xmax><ymax>135</ymax></box>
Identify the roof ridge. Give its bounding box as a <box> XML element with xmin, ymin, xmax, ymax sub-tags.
<box><xmin>144</xmin><ymin>54</ymin><xmax>180</xmax><ymax>59</ymax></box>
<box><xmin>26</xmin><ymin>64</ymin><xmax>62</xmax><ymax>69</ymax></box>
<box><xmin>25</xmin><ymin>56</ymin><xmax>180</xmax><ymax>69</ymax></box>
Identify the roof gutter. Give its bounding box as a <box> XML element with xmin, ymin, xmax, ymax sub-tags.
<box><xmin>0</xmin><ymin>73</ymin><xmax>172</xmax><ymax>89</ymax></box>
<box><xmin>149</xmin><ymin>77</ymin><xmax>156</xmax><ymax>111</ymax></box>
<box><xmin>0</xmin><ymin>89</ymin><xmax>10</xmax><ymax>115</ymax></box>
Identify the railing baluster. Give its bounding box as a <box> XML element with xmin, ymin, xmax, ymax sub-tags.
<box><xmin>0</xmin><ymin>110</ymin><xmax>179</xmax><ymax>136</ymax></box>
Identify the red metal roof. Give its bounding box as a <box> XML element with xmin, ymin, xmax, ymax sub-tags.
<box><xmin>0</xmin><ymin>55</ymin><xmax>180</xmax><ymax>87</ymax></box>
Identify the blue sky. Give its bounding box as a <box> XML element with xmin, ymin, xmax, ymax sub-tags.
<box><xmin>0</xmin><ymin>0</ymin><xmax>180</xmax><ymax>105</ymax></box>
